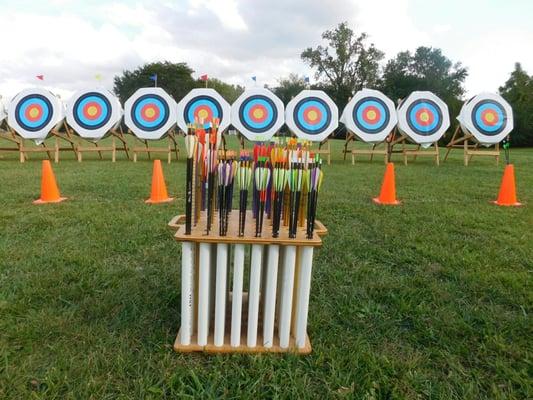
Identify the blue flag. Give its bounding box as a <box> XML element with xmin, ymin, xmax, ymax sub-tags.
<box><xmin>304</xmin><ymin>76</ymin><xmax>310</xmax><ymax>83</ymax></box>
<box><xmin>251</xmin><ymin>76</ymin><xmax>257</xmax><ymax>82</ymax></box>
<box><xmin>149</xmin><ymin>73</ymin><xmax>157</xmax><ymax>81</ymax></box>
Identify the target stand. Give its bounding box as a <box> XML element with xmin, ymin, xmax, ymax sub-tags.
<box><xmin>443</xmin><ymin>93</ymin><xmax>512</xmax><ymax>166</ymax></box>
<box><xmin>395</xmin><ymin>91</ymin><xmax>450</xmax><ymax>166</ymax></box>
<box><xmin>341</xmin><ymin>89</ymin><xmax>397</xmax><ymax>165</ymax></box>
<box><xmin>444</xmin><ymin>126</ymin><xmax>500</xmax><ymax>166</ymax></box>
<box><xmin>65</xmin><ymin>88</ymin><xmax>130</xmax><ymax>162</ymax></box>
<box><xmin>125</xmin><ymin>88</ymin><xmax>180</xmax><ymax>163</ymax></box>
<box><xmin>342</xmin><ymin>132</ymin><xmax>388</xmax><ymax>164</ymax></box>
<box><xmin>168</xmin><ymin>212</ymin><xmax>327</xmax><ymax>354</ymax></box>
<box><xmin>130</xmin><ymin>130</ymin><xmax>179</xmax><ymax>163</ymax></box>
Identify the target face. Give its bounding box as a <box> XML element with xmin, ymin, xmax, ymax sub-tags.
<box><xmin>397</xmin><ymin>91</ymin><xmax>449</xmax><ymax>144</ymax></box>
<box><xmin>66</xmin><ymin>89</ymin><xmax>122</xmax><ymax>140</ymax></box>
<box><xmin>458</xmin><ymin>93</ymin><xmax>513</xmax><ymax>144</ymax></box>
<box><xmin>285</xmin><ymin>90</ymin><xmax>338</xmax><ymax>142</ymax></box>
<box><xmin>231</xmin><ymin>88</ymin><xmax>284</xmax><ymax>141</ymax></box>
<box><xmin>341</xmin><ymin>89</ymin><xmax>397</xmax><ymax>143</ymax></box>
<box><xmin>124</xmin><ymin>88</ymin><xmax>177</xmax><ymax>140</ymax></box>
<box><xmin>177</xmin><ymin>89</ymin><xmax>230</xmax><ymax>133</ymax></box>
<box><xmin>7</xmin><ymin>88</ymin><xmax>64</xmax><ymax>141</ymax></box>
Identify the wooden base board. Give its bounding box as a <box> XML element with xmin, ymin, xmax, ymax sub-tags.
<box><xmin>173</xmin><ymin>329</ymin><xmax>312</xmax><ymax>354</ymax></box>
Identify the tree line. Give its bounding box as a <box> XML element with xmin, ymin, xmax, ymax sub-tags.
<box><xmin>113</xmin><ymin>22</ymin><xmax>533</xmax><ymax>146</ymax></box>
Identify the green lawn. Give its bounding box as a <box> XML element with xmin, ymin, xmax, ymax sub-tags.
<box><xmin>0</xmin><ymin>136</ymin><xmax>531</xmax><ymax>399</ymax></box>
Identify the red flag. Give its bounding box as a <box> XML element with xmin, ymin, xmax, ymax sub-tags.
<box><xmin>200</xmin><ymin>74</ymin><xmax>208</xmax><ymax>81</ymax></box>
<box><xmin>36</xmin><ymin>75</ymin><xmax>44</xmax><ymax>81</ymax></box>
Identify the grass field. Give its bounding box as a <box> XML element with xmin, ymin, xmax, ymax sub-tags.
<box><xmin>0</xmin><ymin>136</ymin><xmax>531</xmax><ymax>399</ymax></box>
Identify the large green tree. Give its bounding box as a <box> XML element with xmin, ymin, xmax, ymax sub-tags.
<box><xmin>198</xmin><ymin>78</ymin><xmax>244</xmax><ymax>103</ymax></box>
<box><xmin>380</xmin><ymin>47</ymin><xmax>468</xmax><ymax>118</ymax></box>
<box><xmin>113</xmin><ymin>61</ymin><xmax>197</xmax><ymax>103</ymax></box>
<box><xmin>301</xmin><ymin>22</ymin><xmax>384</xmax><ymax>108</ymax></box>
<box><xmin>499</xmin><ymin>63</ymin><xmax>533</xmax><ymax>147</ymax></box>
<box><xmin>273</xmin><ymin>74</ymin><xmax>308</xmax><ymax>104</ymax></box>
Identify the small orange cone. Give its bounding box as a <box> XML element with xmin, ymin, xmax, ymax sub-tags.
<box><xmin>493</xmin><ymin>164</ymin><xmax>521</xmax><ymax>206</ymax></box>
<box><xmin>33</xmin><ymin>160</ymin><xmax>67</xmax><ymax>204</ymax></box>
<box><xmin>373</xmin><ymin>162</ymin><xmax>400</xmax><ymax>205</ymax></box>
<box><xmin>145</xmin><ymin>159</ymin><xmax>174</xmax><ymax>204</ymax></box>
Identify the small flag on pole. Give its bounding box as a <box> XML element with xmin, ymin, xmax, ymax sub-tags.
<box><xmin>200</xmin><ymin>74</ymin><xmax>208</xmax><ymax>81</ymax></box>
<box><xmin>95</xmin><ymin>73</ymin><xmax>102</xmax><ymax>81</ymax></box>
<box><xmin>36</xmin><ymin>75</ymin><xmax>44</xmax><ymax>81</ymax></box>
<box><xmin>251</xmin><ymin>76</ymin><xmax>257</xmax><ymax>82</ymax></box>
<box><xmin>149</xmin><ymin>73</ymin><xmax>158</xmax><ymax>87</ymax></box>
<box><xmin>304</xmin><ymin>76</ymin><xmax>310</xmax><ymax>83</ymax></box>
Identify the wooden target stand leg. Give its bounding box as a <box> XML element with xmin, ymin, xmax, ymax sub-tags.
<box><xmin>63</xmin><ymin>124</ymin><xmax>118</xmax><ymax>162</ymax></box>
<box><xmin>344</xmin><ymin>132</ymin><xmax>388</xmax><ymax>165</ymax></box>
<box><xmin>110</xmin><ymin>126</ymin><xmax>130</xmax><ymax>161</ymax></box>
<box><xmin>1</xmin><ymin>126</ymin><xmax>57</xmax><ymax>163</ymax></box>
<box><xmin>0</xmin><ymin>126</ymin><xmax>30</xmax><ymax>162</ymax></box>
<box><xmin>444</xmin><ymin>126</ymin><xmax>500</xmax><ymax>166</ymax></box>
<box><xmin>50</xmin><ymin>124</ymin><xmax>79</xmax><ymax>162</ymax></box>
<box><xmin>402</xmin><ymin>142</ymin><xmax>440</xmax><ymax>166</ymax></box>
<box><xmin>131</xmin><ymin>131</ymin><xmax>175</xmax><ymax>163</ymax></box>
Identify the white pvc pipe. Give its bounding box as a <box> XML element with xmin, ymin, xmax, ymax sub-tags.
<box><xmin>247</xmin><ymin>244</ymin><xmax>263</xmax><ymax>347</ymax></box>
<box><xmin>231</xmin><ymin>244</ymin><xmax>245</xmax><ymax>347</ymax></box>
<box><xmin>278</xmin><ymin>245</ymin><xmax>296</xmax><ymax>348</ymax></box>
<box><xmin>294</xmin><ymin>246</ymin><xmax>314</xmax><ymax>349</ymax></box>
<box><xmin>197</xmin><ymin>243</ymin><xmax>211</xmax><ymax>346</ymax></box>
<box><xmin>180</xmin><ymin>242</ymin><xmax>195</xmax><ymax>345</ymax></box>
<box><xmin>263</xmin><ymin>245</ymin><xmax>279</xmax><ymax>347</ymax></box>
<box><xmin>214</xmin><ymin>244</ymin><xmax>228</xmax><ymax>346</ymax></box>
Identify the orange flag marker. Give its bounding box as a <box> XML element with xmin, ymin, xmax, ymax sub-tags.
<box><xmin>145</xmin><ymin>159</ymin><xmax>174</xmax><ymax>204</ymax></box>
<box><xmin>492</xmin><ymin>164</ymin><xmax>521</xmax><ymax>206</ymax></box>
<box><xmin>373</xmin><ymin>162</ymin><xmax>400</xmax><ymax>205</ymax></box>
<box><xmin>33</xmin><ymin>160</ymin><xmax>67</xmax><ymax>204</ymax></box>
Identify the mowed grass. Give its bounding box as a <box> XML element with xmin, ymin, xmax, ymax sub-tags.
<box><xmin>0</xmin><ymin>136</ymin><xmax>531</xmax><ymax>399</ymax></box>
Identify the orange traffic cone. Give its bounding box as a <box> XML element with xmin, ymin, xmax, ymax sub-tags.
<box><xmin>493</xmin><ymin>164</ymin><xmax>521</xmax><ymax>206</ymax></box>
<box><xmin>33</xmin><ymin>160</ymin><xmax>67</xmax><ymax>204</ymax></box>
<box><xmin>145</xmin><ymin>159</ymin><xmax>174</xmax><ymax>204</ymax></box>
<box><xmin>373</xmin><ymin>162</ymin><xmax>400</xmax><ymax>205</ymax></box>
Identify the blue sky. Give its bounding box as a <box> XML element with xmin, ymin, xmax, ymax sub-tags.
<box><xmin>0</xmin><ymin>0</ymin><xmax>531</xmax><ymax>100</ymax></box>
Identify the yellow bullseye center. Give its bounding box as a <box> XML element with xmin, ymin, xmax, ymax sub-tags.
<box><xmin>29</xmin><ymin>107</ymin><xmax>40</xmax><ymax>118</ymax></box>
<box><xmin>145</xmin><ymin>107</ymin><xmax>156</xmax><ymax>118</ymax></box>
<box><xmin>307</xmin><ymin>110</ymin><xmax>318</xmax><ymax>121</ymax></box>
<box><xmin>253</xmin><ymin>108</ymin><xmax>264</xmax><ymax>119</ymax></box>
<box><xmin>485</xmin><ymin>113</ymin><xmax>495</xmax><ymax>123</ymax></box>
<box><xmin>198</xmin><ymin>109</ymin><xmax>209</xmax><ymax>119</ymax></box>
<box><xmin>366</xmin><ymin>110</ymin><xmax>377</xmax><ymax>120</ymax></box>
<box><xmin>87</xmin><ymin>106</ymin><xmax>98</xmax><ymax>117</ymax></box>
<box><xmin>420</xmin><ymin>111</ymin><xmax>430</xmax><ymax>122</ymax></box>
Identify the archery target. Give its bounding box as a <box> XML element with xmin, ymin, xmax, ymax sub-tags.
<box><xmin>341</xmin><ymin>89</ymin><xmax>397</xmax><ymax>143</ymax></box>
<box><xmin>231</xmin><ymin>88</ymin><xmax>284</xmax><ymax>141</ymax></box>
<box><xmin>66</xmin><ymin>88</ymin><xmax>122</xmax><ymax>141</ymax></box>
<box><xmin>177</xmin><ymin>88</ymin><xmax>230</xmax><ymax>133</ymax></box>
<box><xmin>397</xmin><ymin>91</ymin><xmax>449</xmax><ymax>145</ymax></box>
<box><xmin>457</xmin><ymin>93</ymin><xmax>513</xmax><ymax>145</ymax></box>
<box><xmin>124</xmin><ymin>88</ymin><xmax>177</xmax><ymax>140</ymax></box>
<box><xmin>7</xmin><ymin>88</ymin><xmax>64</xmax><ymax>142</ymax></box>
<box><xmin>285</xmin><ymin>90</ymin><xmax>338</xmax><ymax>142</ymax></box>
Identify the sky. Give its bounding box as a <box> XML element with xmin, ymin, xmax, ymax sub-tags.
<box><xmin>0</xmin><ymin>0</ymin><xmax>531</xmax><ymax>102</ymax></box>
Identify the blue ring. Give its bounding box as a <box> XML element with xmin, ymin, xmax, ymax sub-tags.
<box><xmin>353</xmin><ymin>97</ymin><xmax>389</xmax><ymax>133</ymax></box>
<box><xmin>184</xmin><ymin>96</ymin><xmax>222</xmax><ymax>126</ymax></box>
<box><xmin>14</xmin><ymin>94</ymin><xmax>53</xmax><ymax>132</ymax></box>
<box><xmin>293</xmin><ymin>97</ymin><xmax>331</xmax><ymax>135</ymax></box>
<box><xmin>471</xmin><ymin>100</ymin><xmax>506</xmax><ymax>135</ymax></box>
<box><xmin>405</xmin><ymin>99</ymin><xmax>442</xmax><ymax>136</ymax></box>
<box><xmin>130</xmin><ymin>94</ymin><xmax>169</xmax><ymax>132</ymax></box>
<box><xmin>73</xmin><ymin>93</ymin><xmax>111</xmax><ymax>130</ymax></box>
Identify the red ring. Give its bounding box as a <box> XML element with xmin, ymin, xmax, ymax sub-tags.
<box><xmin>415</xmin><ymin>107</ymin><xmax>434</xmax><ymax>126</ymax></box>
<box><xmin>303</xmin><ymin>105</ymin><xmax>322</xmax><ymax>125</ymax></box>
<box><xmin>141</xmin><ymin>104</ymin><xmax>160</xmax><ymax>122</ymax></box>
<box><xmin>25</xmin><ymin>104</ymin><xmax>43</xmax><ymax>122</ymax></box>
<box><xmin>249</xmin><ymin>104</ymin><xmax>268</xmax><ymax>123</ymax></box>
<box><xmin>362</xmin><ymin>105</ymin><xmax>380</xmax><ymax>124</ymax></box>
<box><xmin>481</xmin><ymin>109</ymin><xmax>499</xmax><ymax>126</ymax></box>
<box><xmin>194</xmin><ymin>105</ymin><xmax>214</xmax><ymax>122</ymax></box>
<box><xmin>82</xmin><ymin>102</ymin><xmax>102</xmax><ymax>120</ymax></box>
